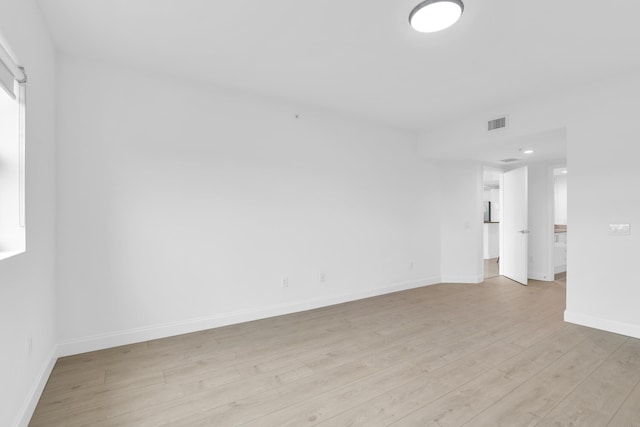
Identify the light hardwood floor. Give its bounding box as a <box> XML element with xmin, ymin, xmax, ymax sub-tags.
<box><xmin>30</xmin><ymin>276</ymin><xmax>640</xmax><ymax>426</ymax></box>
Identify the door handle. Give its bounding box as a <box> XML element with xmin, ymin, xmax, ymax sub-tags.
<box><xmin>518</xmin><ymin>230</ymin><xmax>529</xmax><ymax>234</ymax></box>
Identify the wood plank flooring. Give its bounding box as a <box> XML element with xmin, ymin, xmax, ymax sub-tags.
<box><xmin>30</xmin><ymin>276</ymin><xmax>640</xmax><ymax>426</ymax></box>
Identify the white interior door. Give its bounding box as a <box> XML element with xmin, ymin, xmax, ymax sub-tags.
<box><xmin>501</xmin><ymin>166</ymin><xmax>528</xmax><ymax>285</ymax></box>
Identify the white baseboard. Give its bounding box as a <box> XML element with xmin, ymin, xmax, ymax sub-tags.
<box><xmin>15</xmin><ymin>345</ymin><xmax>58</xmax><ymax>427</ymax></box>
<box><xmin>528</xmin><ymin>272</ymin><xmax>553</xmax><ymax>281</ymax></box>
<box><xmin>441</xmin><ymin>275</ymin><xmax>482</xmax><ymax>284</ymax></box>
<box><xmin>57</xmin><ymin>276</ymin><xmax>441</xmax><ymax>357</ymax></box>
<box><xmin>564</xmin><ymin>310</ymin><xmax>640</xmax><ymax>340</ymax></box>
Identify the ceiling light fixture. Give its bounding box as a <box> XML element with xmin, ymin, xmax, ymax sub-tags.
<box><xmin>523</xmin><ymin>149</ymin><xmax>534</xmax><ymax>154</ymax></box>
<box><xmin>409</xmin><ymin>0</ymin><xmax>464</xmax><ymax>33</ymax></box>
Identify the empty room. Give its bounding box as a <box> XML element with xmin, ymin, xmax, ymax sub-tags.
<box><xmin>2</xmin><ymin>0</ymin><xmax>640</xmax><ymax>426</ymax></box>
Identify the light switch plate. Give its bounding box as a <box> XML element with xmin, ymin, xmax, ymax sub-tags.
<box><xmin>609</xmin><ymin>224</ymin><xmax>630</xmax><ymax>235</ymax></box>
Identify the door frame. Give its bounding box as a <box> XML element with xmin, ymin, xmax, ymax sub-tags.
<box><xmin>549</xmin><ymin>163</ymin><xmax>568</xmax><ymax>280</ymax></box>
<box><xmin>481</xmin><ymin>166</ymin><xmax>504</xmax><ymax>281</ymax></box>
<box><xmin>479</xmin><ymin>162</ymin><xmax>563</xmax><ymax>284</ymax></box>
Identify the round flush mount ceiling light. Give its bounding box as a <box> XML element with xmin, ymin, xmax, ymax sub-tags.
<box><xmin>409</xmin><ymin>0</ymin><xmax>464</xmax><ymax>33</ymax></box>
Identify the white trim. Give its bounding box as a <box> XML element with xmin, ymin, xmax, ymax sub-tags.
<box><xmin>564</xmin><ymin>310</ymin><xmax>640</xmax><ymax>340</ymax></box>
<box><xmin>528</xmin><ymin>272</ymin><xmax>553</xmax><ymax>281</ymax></box>
<box><xmin>441</xmin><ymin>275</ymin><xmax>482</xmax><ymax>284</ymax></box>
<box><xmin>547</xmin><ymin>163</ymin><xmax>564</xmax><ymax>283</ymax></box>
<box><xmin>58</xmin><ymin>276</ymin><xmax>441</xmax><ymax>357</ymax></box>
<box><xmin>15</xmin><ymin>345</ymin><xmax>58</xmax><ymax>427</ymax></box>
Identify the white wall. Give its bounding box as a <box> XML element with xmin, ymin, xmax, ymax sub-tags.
<box><xmin>554</xmin><ymin>174</ymin><xmax>568</xmax><ymax>225</ymax></box>
<box><xmin>553</xmin><ymin>172</ymin><xmax>568</xmax><ymax>274</ymax></box>
<box><xmin>417</xmin><ymin>71</ymin><xmax>640</xmax><ymax>339</ymax></box>
<box><xmin>482</xmin><ymin>189</ymin><xmax>500</xmax><ymax>218</ymax></box>
<box><xmin>483</xmin><ymin>170</ymin><xmax>501</xmax><ymax>261</ymax></box>
<box><xmin>489</xmin><ymin>188</ymin><xmax>500</xmax><ymax>221</ymax></box>
<box><xmin>483</xmin><ymin>223</ymin><xmax>499</xmax><ymax>259</ymax></box>
<box><xmin>566</xmin><ymin>76</ymin><xmax>640</xmax><ymax>338</ymax></box>
<box><xmin>527</xmin><ymin>162</ymin><xmax>555</xmax><ymax>281</ymax></box>
<box><xmin>0</xmin><ymin>1</ymin><xmax>57</xmax><ymax>426</ymax></box>
<box><xmin>439</xmin><ymin>160</ymin><xmax>483</xmax><ymax>283</ymax></box>
<box><xmin>55</xmin><ymin>55</ymin><xmax>442</xmax><ymax>354</ymax></box>
<box><xmin>0</xmin><ymin>89</ymin><xmax>23</xmax><ymax>253</ymax></box>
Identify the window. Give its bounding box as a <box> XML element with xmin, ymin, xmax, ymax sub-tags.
<box><xmin>0</xmin><ymin>40</ymin><xmax>26</xmax><ymax>260</ymax></box>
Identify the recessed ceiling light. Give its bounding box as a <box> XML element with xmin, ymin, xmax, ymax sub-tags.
<box><xmin>523</xmin><ymin>149</ymin><xmax>534</xmax><ymax>154</ymax></box>
<box><xmin>562</xmin><ymin>170</ymin><xmax>568</xmax><ymax>174</ymax></box>
<box><xmin>409</xmin><ymin>0</ymin><xmax>464</xmax><ymax>33</ymax></box>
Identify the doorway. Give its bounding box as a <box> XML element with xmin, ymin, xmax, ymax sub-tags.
<box><xmin>482</xmin><ymin>167</ymin><xmax>502</xmax><ymax>279</ymax></box>
<box><xmin>475</xmin><ymin>128</ymin><xmax>567</xmax><ymax>285</ymax></box>
<box><xmin>553</xmin><ymin>166</ymin><xmax>568</xmax><ymax>280</ymax></box>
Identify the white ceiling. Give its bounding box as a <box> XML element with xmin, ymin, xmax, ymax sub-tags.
<box><xmin>482</xmin><ymin>167</ymin><xmax>502</xmax><ymax>187</ymax></box>
<box><xmin>36</xmin><ymin>0</ymin><xmax>640</xmax><ymax>132</ymax></box>
<box><xmin>467</xmin><ymin>127</ymin><xmax>567</xmax><ymax>167</ymax></box>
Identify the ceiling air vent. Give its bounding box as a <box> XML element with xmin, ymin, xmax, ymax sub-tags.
<box><xmin>500</xmin><ymin>158</ymin><xmax>520</xmax><ymax>163</ymax></box>
<box><xmin>487</xmin><ymin>116</ymin><xmax>507</xmax><ymax>131</ymax></box>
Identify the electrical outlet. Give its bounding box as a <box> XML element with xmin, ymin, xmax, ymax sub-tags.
<box><xmin>320</xmin><ymin>273</ymin><xmax>326</xmax><ymax>283</ymax></box>
<box><xmin>409</xmin><ymin>260</ymin><xmax>414</xmax><ymax>270</ymax></box>
<box><xmin>281</xmin><ymin>278</ymin><xmax>289</xmax><ymax>288</ymax></box>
